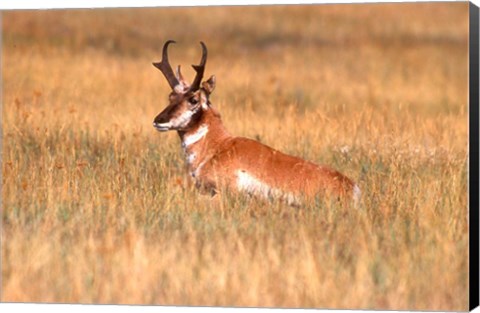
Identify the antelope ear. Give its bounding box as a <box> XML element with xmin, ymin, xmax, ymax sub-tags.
<box><xmin>202</xmin><ymin>75</ymin><xmax>216</xmax><ymax>95</ymax></box>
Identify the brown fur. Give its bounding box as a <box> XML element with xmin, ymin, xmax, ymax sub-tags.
<box><xmin>178</xmin><ymin>107</ymin><xmax>356</xmax><ymax>202</ymax></box>
<box><xmin>152</xmin><ymin>41</ymin><xmax>357</xmax><ymax>204</ymax></box>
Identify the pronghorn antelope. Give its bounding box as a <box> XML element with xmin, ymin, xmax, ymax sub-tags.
<box><xmin>152</xmin><ymin>40</ymin><xmax>360</xmax><ymax>205</ymax></box>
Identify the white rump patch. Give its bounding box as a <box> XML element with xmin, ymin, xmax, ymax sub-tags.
<box><xmin>183</xmin><ymin>125</ymin><xmax>208</xmax><ymax>147</ymax></box>
<box><xmin>236</xmin><ymin>170</ymin><xmax>298</xmax><ymax>205</ymax></box>
<box><xmin>236</xmin><ymin>171</ymin><xmax>272</xmax><ymax>198</ymax></box>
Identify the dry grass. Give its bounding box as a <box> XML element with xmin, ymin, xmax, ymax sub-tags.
<box><xmin>1</xmin><ymin>3</ymin><xmax>470</xmax><ymax>310</ymax></box>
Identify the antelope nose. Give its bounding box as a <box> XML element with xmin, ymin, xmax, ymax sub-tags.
<box><xmin>153</xmin><ymin>116</ymin><xmax>164</xmax><ymax>127</ymax></box>
<box><xmin>154</xmin><ymin>113</ymin><xmax>169</xmax><ymax>125</ymax></box>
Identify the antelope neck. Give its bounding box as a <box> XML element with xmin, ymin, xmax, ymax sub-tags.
<box><xmin>179</xmin><ymin>109</ymin><xmax>229</xmax><ymax>166</ymax></box>
<box><xmin>179</xmin><ymin>108</ymin><xmax>230</xmax><ymax>150</ymax></box>
<box><xmin>182</xmin><ymin>124</ymin><xmax>209</xmax><ymax>148</ymax></box>
<box><xmin>178</xmin><ymin>108</ymin><xmax>230</xmax><ymax>178</ymax></box>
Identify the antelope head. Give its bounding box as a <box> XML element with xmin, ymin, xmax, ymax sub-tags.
<box><xmin>152</xmin><ymin>40</ymin><xmax>216</xmax><ymax>132</ymax></box>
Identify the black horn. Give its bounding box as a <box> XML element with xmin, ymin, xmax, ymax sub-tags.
<box><xmin>186</xmin><ymin>41</ymin><xmax>208</xmax><ymax>93</ymax></box>
<box><xmin>153</xmin><ymin>40</ymin><xmax>180</xmax><ymax>90</ymax></box>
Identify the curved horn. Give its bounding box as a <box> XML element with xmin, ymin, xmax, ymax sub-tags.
<box><xmin>153</xmin><ymin>40</ymin><xmax>180</xmax><ymax>90</ymax></box>
<box><xmin>186</xmin><ymin>41</ymin><xmax>207</xmax><ymax>93</ymax></box>
<box><xmin>176</xmin><ymin>65</ymin><xmax>188</xmax><ymax>85</ymax></box>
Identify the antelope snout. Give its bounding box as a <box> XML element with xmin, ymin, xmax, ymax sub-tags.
<box><xmin>153</xmin><ymin>118</ymin><xmax>171</xmax><ymax>132</ymax></box>
<box><xmin>153</xmin><ymin>111</ymin><xmax>172</xmax><ymax>132</ymax></box>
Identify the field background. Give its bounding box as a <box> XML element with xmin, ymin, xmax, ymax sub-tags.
<box><xmin>1</xmin><ymin>3</ymin><xmax>470</xmax><ymax>310</ymax></box>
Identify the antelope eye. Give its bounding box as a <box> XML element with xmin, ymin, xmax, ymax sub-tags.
<box><xmin>189</xmin><ymin>98</ymin><xmax>198</xmax><ymax>105</ymax></box>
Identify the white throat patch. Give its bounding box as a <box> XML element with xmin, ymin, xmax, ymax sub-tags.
<box><xmin>183</xmin><ymin>125</ymin><xmax>209</xmax><ymax>147</ymax></box>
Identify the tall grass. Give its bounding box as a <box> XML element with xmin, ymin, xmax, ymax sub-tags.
<box><xmin>1</xmin><ymin>3</ymin><xmax>469</xmax><ymax>310</ymax></box>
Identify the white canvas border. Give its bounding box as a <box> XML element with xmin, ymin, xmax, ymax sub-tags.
<box><xmin>0</xmin><ymin>1</ymin><xmax>477</xmax><ymax>313</ymax></box>
<box><xmin>0</xmin><ymin>0</ymin><xmax>478</xmax><ymax>10</ymax></box>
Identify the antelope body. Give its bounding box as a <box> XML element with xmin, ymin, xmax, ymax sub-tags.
<box><xmin>152</xmin><ymin>40</ymin><xmax>360</xmax><ymax>205</ymax></box>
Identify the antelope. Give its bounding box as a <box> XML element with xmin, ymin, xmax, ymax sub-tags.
<box><xmin>152</xmin><ymin>40</ymin><xmax>360</xmax><ymax>206</ymax></box>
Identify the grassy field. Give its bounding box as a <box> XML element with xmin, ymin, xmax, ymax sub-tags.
<box><xmin>1</xmin><ymin>3</ymin><xmax>470</xmax><ymax>310</ymax></box>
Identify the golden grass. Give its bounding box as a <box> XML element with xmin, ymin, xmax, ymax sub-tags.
<box><xmin>1</xmin><ymin>3</ymin><xmax>470</xmax><ymax>310</ymax></box>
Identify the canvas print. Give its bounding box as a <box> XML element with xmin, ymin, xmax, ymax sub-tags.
<box><xmin>1</xmin><ymin>2</ymin><xmax>473</xmax><ymax>311</ymax></box>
